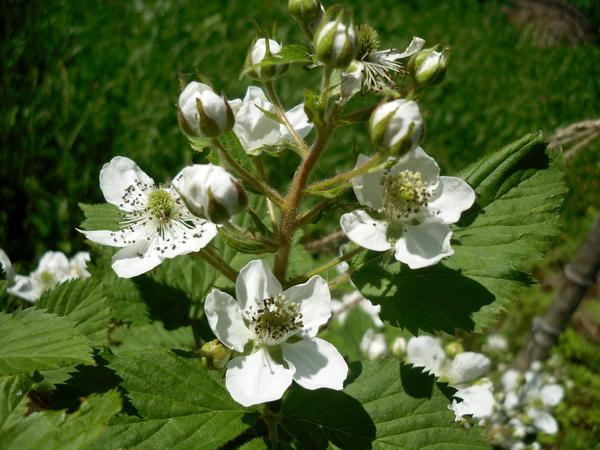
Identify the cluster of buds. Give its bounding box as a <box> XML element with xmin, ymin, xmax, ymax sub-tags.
<box><xmin>313</xmin><ymin>5</ymin><xmax>357</xmax><ymax>68</ymax></box>
<box><xmin>178</xmin><ymin>81</ymin><xmax>234</xmax><ymax>139</ymax></box>
<box><xmin>177</xmin><ymin>164</ymin><xmax>248</xmax><ymax>224</ymax></box>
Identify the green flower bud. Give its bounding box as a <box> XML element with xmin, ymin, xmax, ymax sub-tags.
<box><xmin>245</xmin><ymin>38</ymin><xmax>289</xmax><ymax>81</ymax></box>
<box><xmin>369</xmin><ymin>99</ymin><xmax>423</xmax><ymax>156</ymax></box>
<box><xmin>289</xmin><ymin>0</ymin><xmax>321</xmax><ymax>22</ymax></box>
<box><xmin>444</xmin><ymin>341</ymin><xmax>464</xmax><ymax>358</ymax></box>
<box><xmin>407</xmin><ymin>45</ymin><xmax>449</xmax><ymax>87</ymax></box>
<box><xmin>313</xmin><ymin>6</ymin><xmax>357</xmax><ymax>69</ymax></box>
<box><xmin>178</xmin><ymin>81</ymin><xmax>234</xmax><ymax>138</ymax></box>
<box><xmin>178</xmin><ymin>164</ymin><xmax>248</xmax><ymax>224</ymax></box>
<box><xmin>200</xmin><ymin>339</ymin><xmax>232</xmax><ymax>370</ymax></box>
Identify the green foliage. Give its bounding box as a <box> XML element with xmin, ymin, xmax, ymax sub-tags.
<box><xmin>281</xmin><ymin>360</ymin><xmax>488</xmax><ymax>449</ymax></box>
<box><xmin>0</xmin><ymin>309</ymin><xmax>93</xmax><ymax>380</ymax></box>
<box><xmin>353</xmin><ymin>133</ymin><xmax>566</xmax><ymax>333</ymax></box>
<box><xmin>91</xmin><ymin>349</ymin><xmax>258</xmax><ymax>450</ymax></box>
<box><xmin>36</xmin><ymin>278</ymin><xmax>111</xmax><ymax>345</ymax></box>
<box><xmin>78</xmin><ymin>203</ymin><xmax>122</xmax><ymax>232</ymax></box>
<box><xmin>0</xmin><ymin>377</ymin><xmax>121</xmax><ymax>450</ymax></box>
<box><xmin>110</xmin><ymin>322</ymin><xmax>195</xmax><ymax>352</ymax></box>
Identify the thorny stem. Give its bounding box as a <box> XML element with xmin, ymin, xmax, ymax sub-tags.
<box><xmin>254</xmin><ymin>157</ymin><xmax>278</xmax><ymax>225</ymax></box>
<box><xmin>264</xmin><ymin>81</ymin><xmax>311</xmax><ymax>159</ymax></box>
<box><xmin>213</xmin><ymin>139</ymin><xmax>284</xmax><ymax>207</ymax></box>
<box><xmin>307</xmin><ymin>152</ymin><xmax>385</xmax><ymax>194</ymax></box>
<box><xmin>274</xmin><ymin>68</ymin><xmax>338</xmax><ymax>282</ymax></box>
<box><xmin>297</xmin><ymin>198</ymin><xmax>336</xmax><ymax>226</ymax></box>
<box><xmin>196</xmin><ymin>246</ymin><xmax>238</xmax><ymax>282</ymax></box>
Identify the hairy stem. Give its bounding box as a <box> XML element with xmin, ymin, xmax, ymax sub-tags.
<box><xmin>254</xmin><ymin>157</ymin><xmax>278</xmax><ymax>225</ymax></box>
<box><xmin>287</xmin><ymin>246</ymin><xmax>364</xmax><ymax>286</ymax></box>
<box><xmin>307</xmin><ymin>152</ymin><xmax>385</xmax><ymax>194</ymax></box>
<box><xmin>264</xmin><ymin>81</ymin><xmax>310</xmax><ymax>159</ymax></box>
<box><xmin>297</xmin><ymin>198</ymin><xmax>336</xmax><ymax>226</ymax></box>
<box><xmin>196</xmin><ymin>246</ymin><xmax>238</xmax><ymax>282</ymax></box>
<box><xmin>213</xmin><ymin>139</ymin><xmax>284</xmax><ymax>207</ymax></box>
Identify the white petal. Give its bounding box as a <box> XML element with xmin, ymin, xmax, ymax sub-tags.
<box><xmin>283</xmin><ymin>275</ymin><xmax>331</xmax><ymax>337</ymax></box>
<box><xmin>358</xmin><ymin>297</ymin><xmax>383</xmax><ymax>328</ymax></box>
<box><xmin>236</xmin><ymin>260</ymin><xmax>282</xmax><ymax>312</ymax></box>
<box><xmin>282</xmin><ymin>337</ymin><xmax>348</xmax><ymax>391</ymax></box>
<box><xmin>111</xmin><ymin>241</ymin><xmax>162</xmax><ymax>278</ymax></box>
<box><xmin>7</xmin><ymin>275</ymin><xmax>42</xmax><ymax>303</ymax></box>
<box><xmin>80</xmin><ymin>229</ymin><xmax>138</xmax><ymax>248</ymax></box>
<box><xmin>428</xmin><ymin>176</ymin><xmax>476</xmax><ymax>224</ymax></box>
<box><xmin>527</xmin><ymin>408</ymin><xmax>558</xmax><ymax>434</ymax></box>
<box><xmin>394</xmin><ymin>217</ymin><xmax>452</xmax><ymax>269</ymax></box>
<box><xmin>225</xmin><ymin>348</ymin><xmax>294</xmax><ymax>407</ymax></box>
<box><xmin>0</xmin><ymin>249</ymin><xmax>15</xmax><ymax>285</ymax></box>
<box><xmin>204</xmin><ymin>289</ymin><xmax>252</xmax><ymax>352</ymax></box>
<box><xmin>392</xmin><ymin>147</ymin><xmax>440</xmax><ymax>186</ymax></box>
<box><xmin>359</xmin><ymin>329</ymin><xmax>388</xmax><ymax>359</ymax></box>
<box><xmin>36</xmin><ymin>251</ymin><xmax>70</xmax><ymax>276</ymax></box>
<box><xmin>406</xmin><ymin>336</ymin><xmax>446</xmax><ymax>376</ymax></box>
<box><xmin>281</xmin><ymin>103</ymin><xmax>313</xmax><ymax>140</ymax></box>
<box><xmin>451</xmin><ymin>383</ymin><xmax>495</xmax><ymax>419</ymax></box>
<box><xmin>393</xmin><ymin>36</ymin><xmax>426</xmax><ymax>59</ymax></box>
<box><xmin>351</xmin><ymin>154</ymin><xmax>384</xmax><ymax>209</ymax></box>
<box><xmin>501</xmin><ymin>369</ymin><xmax>521</xmax><ymax>392</ymax></box>
<box><xmin>157</xmin><ymin>214</ymin><xmax>218</xmax><ymax>258</ymax></box>
<box><xmin>99</xmin><ymin>156</ymin><xmax>154</xmax><ymax>212</ymax></box>
<box><xmin>340</xmin><ymin>210</ymin><xmax>391</xmax><ymax>252</ymax></box>
<box><xmin>69</xmin><ymin>252</ymin><xmax>91</xmax><ymax>279</ymax></box>
<box><xmin>540</xmin><ymin>384</ymin><xmax>564</xmax><ymax>407</ymax></box>
<box><xmin>447</xmin><ymin>352</ymin><xmax>491</xmax><ymax>385</ymax></box>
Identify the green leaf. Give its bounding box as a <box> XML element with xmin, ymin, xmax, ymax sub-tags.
<box><xmin>281</xmin><ymin>360</ymin><xmax>488</xmax><ymax>449</ymax></box>
<box><xmin>36</xmin><ymin>278</ymin><xmax>111</xmax><ymax>345</ymax></box>
<box><xmin>0</xmin><ymin>389</ymin><xmax>121</xmax><ymax>450</ymax></box>
<box><xmin>320</xmin><ymin>307</ymin><xmax>377</xmax><ymax>361</ymax></box>
<box><xmin>110</xmin><ymin>322</ymin><xmax>195</xmax><ymax>352</ymax></box>
<box><xmin>0</xmin><ymin>309</ymin><xmax>94</xmax><ymax>378</ymax></box>
<box><xmin>91</xmin><ymin>349</ymin><xmax>259</xmax><ymax>449</ymax></box>
<box><xmin>352</xmin><ymin>132</ymin><xmax>567</xmax><ymax>333</ymax></box>
<box><xmin>0</xmin><ymin>375</ymin><xmax>33</xmax><ymax>432</ymax></box>
<box><xmin>218</xmin><ymin>131</ymin><xmax>256</xmax><ymax>174</ymax></box>
<box><xmin>79</xmin><ymin>203</ymin><xmax>122</xmax><ymax>231</ymax></box>
<box><xmin>149</xmin><ymin>254</ymin><xmax>218</xmax><ymax>304</ymax></box>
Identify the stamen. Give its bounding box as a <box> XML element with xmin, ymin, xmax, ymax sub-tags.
<box><xmin>380</xmin><ymin>169</ymin><xmax>431</xmax><ymax>221</ymax></box>
<box><xmin>147</xmin><ymin>190</ymin><xmax>175</xmax><ymax>223</ymax></box>
<box><xmin>248</xmin><ymin>294</ymin><xmax>303</xmax><ymax>346</ymax></box>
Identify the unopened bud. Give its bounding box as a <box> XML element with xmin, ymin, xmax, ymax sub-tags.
<box><xmin>369</xmin><ymin>99</ymin><xmax>422</xmax><ymax>156</ymax></box>
<box><xmin>408</xmin><ymin>45</ymin><xmax>449</xmax><ymax>87</ymax></box>
<box><xmin>444</xmin><ymin>341</ymin><xmax>464</xmax><ymax>358</ymax></box>
<box><xmin>289</xmin><ymin>0</ymin><xmax>321</xmax><ymax>22</ymax></box>
<box><xmin>178</xmin><ymin>82</ymin><xmax>234</xmax><ymax>139</ymax></box>
<box><xmin>246</xmin><ymin>38</ymin><xmax>288</xmax><ymax>81</ymax></box>
<box><xmin>178</xmin><ymin>164</ymin><xmax>248</xmax><ymax>224</ymax></box>
<box><xmin>200</xmin><ymin>339</ymin><xmax>232</xmax><ymax>369</ymax></box>
<box><xmin>391</xmin><ymin>336</ymin><xmax>407</xmax><ymax>357</ymax></box>
<box><xmin>313</xmin><ymin>6</ymin><xmax>357</xmax><ymax>68</ymax></box>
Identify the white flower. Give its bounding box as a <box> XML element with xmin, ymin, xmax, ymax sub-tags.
<box><xmin>369</xmin><ymin>99</ymin><xmax>423</xmax><ymax>155</ymax></box>
<box><xmin>485</xmin><ymin>333</ymin><xmax>509</xmax><ymax>352</ymax></box>
<box><xmin>6</xmin><ymin>251</ymin><xmax>91</xmax><ymax>302</ymax></box>
<box><xmin>178</xmin><ymin>81</ymin><xmax>234</xmax><ymax>138</ymax></box>
<box><xmin>246</xmin><ymin>38</ymin><xmax>288</xmax><ymax>81</ymax></box>
<box><xmin>360</xmin><ymin>328</ymin><xmax>387</xmax><ymax>360</ymax></box>
<box><xmin>229</xmin><ymin>87</ymin><xmax>312</xmax><ymax>155</ymax></box>
<box><xmin>81</xmin><ymin>157</ymin><xmax>218</xmax><ymax>278</ymax></box>
<box><xmin>177</xmin><ymin>164</ymin><xmax>247</xmax><ymax>224</ymax></box>
<box><xmin>451</xmin><ymin>380</ymin><xmax>496</xmax><ymax>420</ymax></box>
<box><xmin>0</xmin><ymin>249</ymin><xmax>15</xmax><ymax>286</ymax></box>
<box><xmin>204</xmin><ymin>259</ymin><xmax>348</xmax><ymax>407</ymax></box>
<box><xmin>340</xmin><ymin>147</ymin><xmax>476</xmax><ymax>269</ymax></box>
<box><xmin>406</xmin><ymin>336</ymin><xmax>490</xmax><ymax>386</ymax></box>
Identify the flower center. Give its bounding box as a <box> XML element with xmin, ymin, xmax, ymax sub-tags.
<box><xmin>380</xmin><ymin>170</ymin><xmax>430</xmax><ymax>221</ymax></box>
<box><xmin>147</xmin><ymin>190</ymin><xmax>175</xmax><ymax>223</ymax></box>
<box><xmin>248</xmin><ymin>294</ymin><xmax>303</xmax><ymax>346</ymax></box>
<box><xmin>38</xmin><ymin>271</ymin><xmax>55</xmax><ymax>287</ymax></box>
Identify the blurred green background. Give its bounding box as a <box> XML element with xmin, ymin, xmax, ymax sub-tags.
<box><xmin>1</xmin><ymin>0</ymin><xmax>599</xmax><ymax>446</ymax></box>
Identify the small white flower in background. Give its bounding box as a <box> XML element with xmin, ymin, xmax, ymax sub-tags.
<box><xmin>177</xmin><ymin>164</ymin><xmax>247</xmax><ymax>224</ymax></box>
<box><xmin>391</xmin><ymin>336</ymin><xmax>407</xmax><ymax>356</ymax></box>
<box><xmin>5</xmin><ymin>251</ymin><xmax>91</xmax><ymax>302</ymax></box>
<box><xmin>360</xmin><ymin>328</ymin><xmax>387</xmax><ymax>360</ymax></box>
<box><xmin>330</xmin><ymin>290</ymin><xmax>383</xmax><ymax>328</ymax></box>
<box><xmin>178</xmin><ymin>81</ymin><xmax>234</xmax><ymax>138</ymax></box>
<box><xmin>204</xmin><ymin>259</ymin><xmax>348</xmax><ymax>406</ymax></box>
<box><xmin>81</xmin><ymin>157</ymin><xmax>218</xmax><ymax>278</ymax></box>
<box><xmin>229</xmin><ymin>86</ymin><xmax>313</xmax><ymax>155</ymax></box>
<box><xmin>485</xmin><ymin>333</ymin><xmax>509</xmax><ymax>352</ymax></box>
<box><xmin>0</xmin><ymin>249</ymin><xmax>15</xmax><ymax>286</ymax></box>
<box><xmin>340</xmin><ymin>147</ymin><xmax>476</xmax><ymax>269</ymax></box>
<box><xmin>245</xmin><ymin>38</ymin><xmax>289</xmax><ymax>81</ymax></box>
<box><xmin>369</xmin><ymin>99</ymin><xmax>423</xmax><ymax>156</ymax></box>
<box><xmin>313</xmin><ymin>5</ymin><xmax>357</xmax><ymax>68</ymax></box>
<box><xmin>500</xmin><ymin>365</ymin><xmax>564</xmax><ymax>435</ymax></box>
<box><xmin>451</xmin><ymin>380</ymin><xmax>496</xmax><ymax>420</ymax></box>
